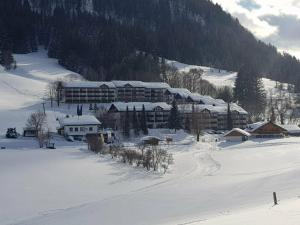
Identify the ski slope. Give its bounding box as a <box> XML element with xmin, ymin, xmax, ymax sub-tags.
<box><xmin>0</xmin><ymin>49</ymin><xmax>82</xmax><ymax>133</ymax></box>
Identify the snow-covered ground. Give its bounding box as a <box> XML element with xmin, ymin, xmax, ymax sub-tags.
<box><xmin>0</xmin><ymin>49</ymin><xmax>82</xmax><ymax>133</ymax></box>
<box><xmin>167</xmin><ymin>60</ymin><xmax>291</xmax><ymax>95</ymax></box>
<box><xmin>1</xmin><ymin>51</ymin><xmax>300</xmax><ymax>225</ymax></box>
<box><xmin>2</xmin><ymin>134</ymin><xmax>300</xmax><ymax>225</ymax></box>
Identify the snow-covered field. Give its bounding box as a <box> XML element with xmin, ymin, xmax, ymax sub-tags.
<box><xmin>2</xmin><ymin>134</ymin><xmax>300</xmax><ymax>225</ymax></box>
<box><xmin>1</xmin><ymin>51</ymin><xmax>300</xmax><ymax>225</ymax></box>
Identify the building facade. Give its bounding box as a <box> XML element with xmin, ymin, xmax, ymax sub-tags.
<box><xmin>104</xmin><ymin>102</ymin><xmax>171</xmax><ymax>130</ymax></box>
<box><xmin>58</xmin><ymin>115</ymin><xmax>101</xmax><ymax>139</ymax></box>
<box><xmin>61</xmin><ymin>81</ymin><xmax>170</xmax><ymax>104</ymax></box>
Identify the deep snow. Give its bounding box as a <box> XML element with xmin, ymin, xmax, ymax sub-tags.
<box><xmin>0</xmin><ymin>51</ymin><xmax>300</xmax><ymax>225</ymax></box>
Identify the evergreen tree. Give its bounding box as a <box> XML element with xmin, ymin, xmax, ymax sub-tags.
<box><xmin>227</xmin><ymin>103</ymin><xmax>233</xmax><ymax>130</ymax></box>
<box><xmin>123</xmin><ymin>106</ymin><xmax>130</xmax><ymax>138</ymax></box>
<box><xmin>132</xmin><ymin>106</ymin><xmax>140</xmax><ymax>136</ymax></box>
<box><xmin>168</xmin><ymin>100</ymin><xmax>181</xmax><ymax>131</ymax></box>
<box><xmin>140</xmin><ymin>104</ymin><xmax>148</xmax><ymax>135</ymax></box>
<box><xmin>0</xmin><ymin>28</ymin><xmax>15</xmax><ymax>70</ymax></box>
<box><xmin>234</xmin><ymin>64</ymin><xmax>266</xmax><ymax>121</ymax></box>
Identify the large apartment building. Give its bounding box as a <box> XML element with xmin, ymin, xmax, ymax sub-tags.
<box><xmin>60</xmin><ymin>80</ymin><xmax>248</xmax><ymax>130</ymax></box>
<box><xmin>61</xmin><ymin>81</ymin><xmax>170</xmax><ymax>103</ymax></box>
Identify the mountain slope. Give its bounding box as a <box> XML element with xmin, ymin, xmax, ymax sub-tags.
<box><xmin>1</xmin><ymin>0</ymin><xmax>300</xmax><ymax>85</ymax></box>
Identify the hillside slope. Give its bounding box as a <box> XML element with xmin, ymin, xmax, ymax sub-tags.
<box><xmin>0</xmin><ymin>49</ymin><xmax>82</xmax><ymax>133</ymax></box>
<box><xmin>1</xmin><ymin>0</ymin><xmax>300</xmax><ymax>85</ymax></box>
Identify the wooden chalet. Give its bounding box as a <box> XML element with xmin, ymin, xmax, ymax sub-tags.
<box><xmin>246</xmin><ymin>121</ymin><xmax>287</xmax><ymax>138</ymax></box>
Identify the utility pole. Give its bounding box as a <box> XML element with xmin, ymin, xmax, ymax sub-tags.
<box><xmin>42</xmin><ymin>102</ymin><xmax>46</xmax><ymax>115</ymax></box>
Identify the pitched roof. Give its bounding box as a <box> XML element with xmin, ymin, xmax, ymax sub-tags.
<box><xmin>167</xmin><ymin>88</ymin><xmax>192</xmax><ymax>98</ymax></box>
<box><xmin>246</xmin><ymin>121</ymin><xmax>287</xmax><ymax>133</ymax></box>
<box><xmin>62</xmin><ymin>80</ymin><xmax>171</xmax><ymax>89</ymax></box>
<box><xmin>62</xmin><ymin>81</ymin><xmax>115</xmax><ymax>88</ymax></box>
<box><xmin>178</xmin><ymin>103</ymin><xmax>247</xmax><ymax>114</ymax></box>
<box><xmin>282</xmin><ymin>124</ymin><xmax>300</xmax><ymax>134</ymax></box>
<box><xmin>224</xmin><ymin>128</ymin><xmax>251</xmax><ymax>137</ymax></box>
<box><xmin>111</xmin><ymin>80</ymin><xmax>145</xmax><ymax>87</ymax></box>
<box><xmin>109</xmin><ymin>102</ymin><xmax>171</xmax><ymax>112</ymax></box>
<box><xmin>59</xmin><ymin>115</ymin><xmax>101</xmax><ymax>126</ymax></box>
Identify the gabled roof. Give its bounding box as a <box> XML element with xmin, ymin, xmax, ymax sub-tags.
<box><xmin>246</xmin><ymin>121</ymin><xmax>287</xmax><ymax>133</ymax></box>
<box><xmin>167</xmin><ymin>88</ymin><xmax>192</xmax><ymax>98</ymax></box>
<box><xmin>108</xmin><ymin>102</ymin><xmax>171</xmax><ymax>112</ymax></box>
<box><xmin>224</xmin><ymin>128</ymin><xmax>251</xmax><ymax>137</ymax></box>
<box><xmin>62</xmin><ymin>81</ymin><xmax>115</xmax><ymax>88</ymax></box>
<box><xmin>62</xmin><ymin>80</ymin><xmax>171</xmax><ymax>89</ymax></box>
<box><xmin>112</xmin><ymin>80</ymin><xmax>145</xmax><ymax>88</ymax></box>
<box><xmin>59</xmin><ymin>115</ymin><xmax>101</xmax><ymax>126</ymax></box>
<box><xmin>178</xmin><ymin>103</ymin><xmax>247</xmax><ymax>114</ymax></box>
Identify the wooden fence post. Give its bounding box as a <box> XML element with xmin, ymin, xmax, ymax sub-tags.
<box><xmin>273</xmin><ymin>192</ymin><xmax>278</xmax><ymax>205</ymax></box>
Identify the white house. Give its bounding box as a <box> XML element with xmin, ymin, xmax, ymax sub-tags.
<box><xmin>58</xmin><ymin>115</ymin><xmax>101</xmax><ymax>139</ymax></box>
<box><xmin>224</xmin><ymin>128</ymin><xmax>251</xmax><ymax>142</ymax></box>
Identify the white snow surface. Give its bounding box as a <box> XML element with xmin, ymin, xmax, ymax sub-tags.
<box><xmin>0</xmin><ymin>51</ymin><xmax>300</xmax><ymax>225</ymax></box>
<box><xmin>167</xmin><ymin>60</ymin><xmax>291</xmax><ymax>93</ymax></box>
<box><xmin>2</xmin><ymin>134</ymin><xmax>300</xmax><ymax>225</ymax></box>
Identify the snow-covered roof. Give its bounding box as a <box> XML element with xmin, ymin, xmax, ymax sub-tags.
<box><xmin>178</xmin><ymin>103</ymin><xmax>247</xmax><ymax>115</ymax></box>
<box><xmin>109</xmin><ymin>102</ymin><xmax>171</xmax><ymax>112</ymax></box>
<box><xmin>281</xmin><ymin>124</ymin><xmax>300</xmax><ymax>134</ymax></box>
<box><xmin>111</xmin><ymin>80</ymin><xmax>145</xmax><ymax>88</ymax></box>
<box><xmin>141</xmin><ymin>136</ymin><xmax>163</xmax><ymax>141</ymax></box>
<box><xmin>230</xmin><ymin>103</ymin><xmax>248</xmax><ymax>115</ymax></box>
<box><xmin>59</xmin><ymin>115</ymin><xmax>101</xmax><ymax>126</ymax></box>
<box><xmin>144</xmin><ymin>82</ymin><xmax>170</xmax><ymax>89</ymax></box>
<box><xmin>246</xmin><ymin>121</ymin><xmax>287</xmax><ymax>133</ymax></box>
<box><xmin>178</xmin><ymin>104</ymin><xmax>219</xmax><ymax>113</ymax></box>
<box><xmin>224</xmin><ymin>128</ymin><xmax>251</xmax><ymax>137</ymax></box>
<box><xmin>168</xmin><ymin>88</ymin><xmax>192</xmax><ymax>98</ymax></box>
<box><xmin>62</xmin><ymin>80</ymin><xmax>171</xmax><ymax>89</ymax></box>
<box><xmin>246</xmin><ymin>121</ymin><xmax>268</xmax><ymax>132</ymax></box>
<box><xmin>62</xmin><ymin>81</ymin><xmax>115</xmax><ymax>88</ymax></box>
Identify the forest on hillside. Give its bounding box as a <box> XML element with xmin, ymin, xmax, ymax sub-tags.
<box><xmin>1</xmin><ymin>0</ymin><xmax>300</xmax><ymax>88</ymax></box>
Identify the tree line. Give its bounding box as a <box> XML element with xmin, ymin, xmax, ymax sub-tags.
<box><xmin>1</xmin><ymin>0</ymin><xmax>300</xmax><ymax>88</ymax></box>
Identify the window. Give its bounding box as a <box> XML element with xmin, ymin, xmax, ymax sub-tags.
<box><xmin>80</xmin><ymin>127</ymin><xmax>85</xmax><ymax>132</ymax></box>
<box><xmin>75</xmin><ymin>127</ymin><xmax>78</xmax><ymax>132</ymax></box>
<box><xmin>69</xmin><ymin>127</ymin><xmax>73</xmax><ymax>132</ymax></box>
<box><xmin>89</xmin><ymin>127</ymin><xmax>93</xmax><ymax>131</ymax></box>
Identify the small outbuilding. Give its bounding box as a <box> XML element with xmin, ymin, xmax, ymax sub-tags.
<box><xmin>224</xmin><ymin>128</ymin><xmax>250</xmax><ymax>142</ymax></box>
<box><xmin>23</xmin><ymin>127</ymin><xmax>38</xmax><ymax>137</ymax></box>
